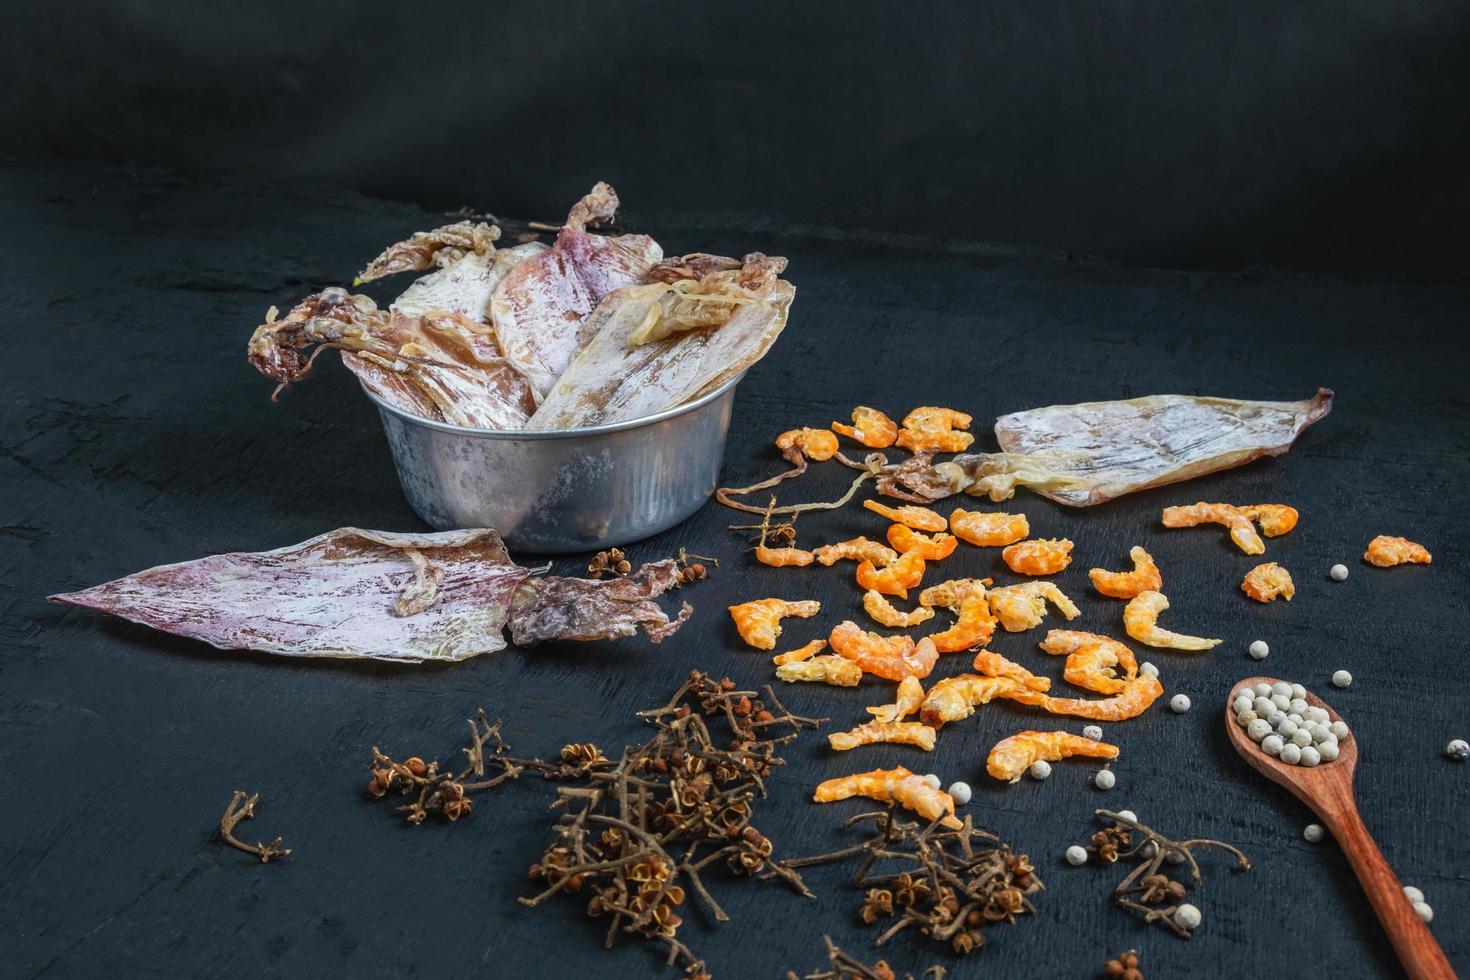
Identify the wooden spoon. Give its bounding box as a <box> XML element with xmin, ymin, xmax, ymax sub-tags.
<box><xmin>1226</xmin><ymin>677</ymin><xmax>1454</xmax><ymax>980</ymax></box>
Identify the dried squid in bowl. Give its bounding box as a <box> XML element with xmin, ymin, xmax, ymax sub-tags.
<box><xmin>528</xmin><ymin>253</ymin><xmax>793</xmax><ymax>428</ymax></box>
<box><xmin>490</xmin><ymin>182</ymin><xmax>664</xmax><ymax>399</ymax></box>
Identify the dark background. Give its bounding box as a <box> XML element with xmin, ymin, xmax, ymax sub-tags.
<box><xmin>4</xmin><ymin>0</ymin><xmax>1469</xmax><ymax>279</ymax></box>
<box><xmin>2</xmin><ymin>4</ymin><xmax>1469</xmax><ymax>980</ymax></box>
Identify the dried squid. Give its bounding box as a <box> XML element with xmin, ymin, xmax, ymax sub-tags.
<box><xmin>813</xmin><ymin>767</ymin><xmax>963</xmax><ymax>829</ymax></box>
<box><xmin>50</xmin><ymin>528</ymin><xmax>534</xmax><ymax>662</ymax></box>
<box><xmin>248</xmin><ymin>290</ymin><xmax>538</xmax><ymax>429</ymax></box>
<box><xmin>507</xmin><ymin>560</ymin><xmax>694</xmax><ymax>646</ymax></box>
<box><xmin>1122</xmin><ymin>591</ymin><xmax>1221</xmax><ymax>651</ymax></box>
<box><xmin>879</xmin><ymin>390</ymin><xmax>1333</xmax><ymax>507</ymax></box>
<box><xmin>529</xmin><ymin>253</ymin><xmax>793</xmax><ymax>427</ymax></box>
<box><xmin>986</xmin><ymin>731</ymin><xmax>1119</xmax><ymax>783</ymax></box>
<box><xmin>490</xmin><ymin>182</ymin><xmax>663</xmax><ymax>398</ymax></box>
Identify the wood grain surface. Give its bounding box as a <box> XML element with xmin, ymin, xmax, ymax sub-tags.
<box><xmin>1</xmin><ymin>164</ymin><xmax>1466</xmax><ymax>979</ymax></box>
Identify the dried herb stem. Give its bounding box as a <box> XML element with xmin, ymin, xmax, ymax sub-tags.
<box><xmin>218</xmin><ymin>790</ymin><xmax>291</xmax><ymax>863</ymax></box>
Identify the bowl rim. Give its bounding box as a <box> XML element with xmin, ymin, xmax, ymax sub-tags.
<box><xmin>359</xmin><ymin>370</ymin><xmax>746</xmax><ymax>440</ymax></box>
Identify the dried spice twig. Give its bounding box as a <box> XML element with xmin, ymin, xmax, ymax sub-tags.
<box><xmin>520</xmin><ymin>670</ymin><xmax>824</xmax><ymax>977</ymax></box>
<box><xmin>218</xmin><ymin>790</ymin><xmax>291</xmax><ymax>863</ymax></box>
<box><xmin>776</xmin><ymin>808</ymin><xmax>1041</xmax><ymax>956</ymax></box>
<box><xmin>1087</xmin><ymin>809</ymin><xmax>1250</xmax><ymax>939</ymax></box>
<box><xmin>367</xmin><ymin>710</ymin><xmax>613</xmax><ymax>824</ymax></box>
<box><xmin>786</xmin><ymin>934</ymin><xmax>946</xmax><ymax>980</ymax></box>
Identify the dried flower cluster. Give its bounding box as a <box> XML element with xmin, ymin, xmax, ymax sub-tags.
<box><xmin>1102</xmin><ymin>948</ymin><xmax>1144</xmax><ymax>979</ymax></box>
<box><xmin>786</xmin><ymin>935</ymin><xmax>946</xmax><ymax>980</ymax></box>
<box><xmin>1086</xmin><ymin>809</ymin><xmax>1250</xmax><ymax>938</ymax></box>
<box><xmin>519</xmin><ymin>670</ymin><xmax>824</xmax><ymax>977</ymax></box>
<box><xmin>366</xmin><ymin>710</ymin><xmax>612</xmax><ymax>824</ymax></box>
<box><xmin>781</xmin><ymin>809</ymin><xmax>1041</xmax><ymax>956</ymax></box>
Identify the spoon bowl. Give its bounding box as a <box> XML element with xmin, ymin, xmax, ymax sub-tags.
<box><xmin>1225</xmin><ymin>676</ymin><xmax>1453</xmax><ymax>980</ymax></box>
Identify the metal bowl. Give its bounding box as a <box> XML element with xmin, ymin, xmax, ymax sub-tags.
<box><xmin>361</xmin><ymin>375</ymin><xmax>743</xmax><ymax>554</ymax></box>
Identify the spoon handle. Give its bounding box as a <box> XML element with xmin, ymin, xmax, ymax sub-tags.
<box><xmin>1322</xmin><ymin>799</ymin><xmax>1455</xmax><ymax>979</ymax></box>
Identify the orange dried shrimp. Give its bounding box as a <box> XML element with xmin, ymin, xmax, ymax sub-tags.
<box><xmin>1122</xmin><ymin>591</ymin><xmax>1221</xmax><ymax>651</ymax></box>
<box><xmin>855</xmin><ymin>549</ymin><xmax>927</xmax><ymax>599</ymax></box>
<box><xmin>894</xmin><ymin>407</ymin><xmax>975</xmax><ymax>454</ymax></box>
<box><xmin>886</xmin><ymin>524</ymin><xmax>958</xmax><ymax>561</ymax></box>
<box><xmin>927</xmin><ymin>594</ymin><xmax>998</xmax><ymax>653</ymax></box>
<box><xmin>828</xmin><ymin>720</ymin><xmax>938</xmax><ymax>752</ymax></box>
<box><xmin>949</xmin><ymin>509</ymin><xmax>1029</xmax><ymax>547</ymax></box>
<box><xmin>863</xmin><ymin>590</ymin><xmax>936</xmax><ymax>629</ymax></box>
<box><xmin>772</xmin><ymin>638</ymin><xmax>827</xmax><ymax>666</ymax></box>
<box><xmin>775</xmin><ymin>427</ymin><xmax>839</xmax><ymax>462</ymax></box>
<box><xmin>1088</xmin><ymin>545</ymin><xmax>1163</xmax><ymax>599</ymax></box>
<box><xmin>862</xmin><ymin>499</ymin><xmax>948</xmax><ymax>532</ymax></box>
<box><xmin>831</xmin><ymin>406</ymin><xmax>898</xmax><ymax>448</ymax></box>
<box><xmin>813</xmin><ymin>537</ymin><xmax>898</xmax><ymax>567</ymax></box>
<box><xmin>1241</xmin><ymin>562</ymin><xmax>1295</xmax><ymax>603</ymax></box>
<box><xmin>776</xmin><ymin>655</ymin><xmax>863</xmax><ymax>687</ymax></box>
<box><xmin>728</xmin><ymin>598</ymin><xmax>821</xmax><ymax>650</ymax></box>
<box><xmin>1039</xmin><ymin>629</ymin><xmax>1138</xmax><ymax>695</ymax></box>
<box><xmin>918</xmin><ymin>674</ymin><xmax>1046</xmax><ymax>728</ymax></box>
<box><xmin>971</xmin><ymin>650</ymin><xmax>1051</xmax><ymax>692</ymax></box>
<box><xmin>754</xmin><ymin>545</ymin><xmax>815</xmax><ymax>568</ymax></box>
<box><xmin>987</xmin><ymin>581</ymin><xmax>1080</xmax><ymax>632</ymax></box>
<box><xmin>1364</xmin><ymin>535</ymin><xmax>1432</xmax><ymax>567</ymax></box>
<box><xmin>813</xmin><ymin>767</ymin><xmax>962</xmax><ymax>829</ymax></box>
<box><xmin>1036</xmin><ymin>673</ymin><xmax>1163</xmax><ymax>721</ymax></box>
<box><xmin>1002</xmin><ymin>538</ymin><xmax>1074</xmax><ymax>576</ymax></box>
<box><xmin>986</xmin><ymin>730</ymin><xmax>1119</xmax><ymax>783</ymax></box>
<box><xmin>1161</xmin><ymin>502</ymin><xmax>1264</xmax><ymax>555</ymax></box>
<box><xmin>1240</xmin><ymin>504</ymin><xmax>1299</xmax><ymax>538</ymax></box>
<box><xmin>830</xmin><ymin>622</ymin><xmax>939</xmax><ymax>681</ymax></box>
<box><xmin>919</xmin><ymin>577</ymin><xmax>991</xmax><ymax>611</ymax></box>
<box><xmin>867</xmin><ymin>676</ymin><xmax>926</xmax><ymax>723</ymax></box>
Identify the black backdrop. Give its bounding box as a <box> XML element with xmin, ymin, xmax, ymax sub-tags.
<box><xmin>4</xmin><ymin>0</ymin><xmax>1468</xmax><ymax>278</ymax></box>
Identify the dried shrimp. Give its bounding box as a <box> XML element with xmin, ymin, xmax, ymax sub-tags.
<box><xmin>971</xmin><ymin>650</ymin><xmax>1051</xmax><ymax>692</ymax></box>
<box><xmin>986</xmin><ymin>730</ymin><xmax>1119</xmax><ymax>783</ymax></box>
<box><xmin>1039</xmin><ymin>629</ymin><xmax>1137</xmax><ymax>695</ymax></box>
<box><xmin>949</xmin><ymin>508</ymin><xmax>1029</xmax><ymax>547</ymax></box>
<box><xmin>855</xmin><ymin>549</ymin><xmax>927</xmax><ymax>599</ymax></box>
<box><xmin>828</xmin><ymin>720</ymin><xmax>938</xmax><ymax>752</ymax></box>
<box><xmin>813</xmin><ymin>537</ymin><xmax>898</xmax><ymax>567</ymax></box>
<box><xmin>813</xmin><ymin>767</ymin><xmax>962</xmax><ymax>829</ymax></box>
<box><xmin>772</xmin><ymin>638</ymin><xmax>827</xmax><ymax>666</ymax></box>
<box><xmin>831</xmin><ymin>406</ymin><xmax>898</xmax><ymax>448</ymax></box>
<box><xmin>775</xmin><ymin>427</ymin><xmax>839</xmax><ymax>463</ymax></box>
<box><xmin>1364</xmin><ymin>535</ymin><xmax>1432</xmax><ymax>567</ymax></box>
<box><xmin>1122</xmin><ymin>591</ymin><xmax>1221</xmax><ymax>651</ymax></box>
<box><xmin>1161</xmin><ymin>502</ymin><xmax>1264</xmax><ymax>555</ymax></box>
<box><xmin>862</xmin><ymin>590</ymin><xmax>937</xmax><ymax>629</ymax></box>
<box><xmin>886</xmin><ymin>524</ymin><xmax>958</xmax><ymax>560</ymax></box>
<box><xmin>1036</xmin><ymin>674</ymin><xmax>1164</xmax><ymax>721</ymax></box>
<box><xmin>776</xmin><ymin>655</ymin><xmax>863</xmax><ymax>687</ymax></box>
<box><xmin>1241</xmin><ymin>562</ymin><xmax>1295</xmax><ymax>603</ymax></box>
<box><xmin>729</xmin><ymin>597</ymin><xmax>821</xmax><ymax>650</ymax></box>
<box><xmin>919</xmin><ymin>675</ymin><xmax>1046</xmax><ymax>728</ymax></box>
<box><xmin>1002</xmin><ymin>538</ymin><xmax>1074</xmax><ymax>576</ymax></box>
<box><xmin>862</xmin><ymin>499</ymin><xmax>948</xmax><ymax>532</ymax></box>
<box><xmin>987</xmin><ymin>581</ymin><xmax>1080</xmax><ymax>632</ymax></box>
<box><xmin>1088</xmin><ymin>546</ymin><xmax>1163</xmax><ymax>599</ymax></box>
<box><xmin>830</xmin><ymin>622</ymin><xmax>939</xmax><ymax>680</ymax></box>
<box><xmin>895</xmin><ymin>407</ymin><xmax>975</xmax><ymax>454</ymax></box>
<box><xmin>867</xmin><ymin>676</ymin><xmax>926</xmax><ymax>723</ymax></box>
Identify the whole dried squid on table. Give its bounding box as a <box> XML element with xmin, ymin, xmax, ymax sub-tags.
<box><xmin>881</xmin><ymin>389</ymin><xmax>1333</xmax><ymax>507</ymax></box>
<box><xmin>49</xmin><ymin>528</ymin><xmax>697</xmax><ymax>662</ymax></box>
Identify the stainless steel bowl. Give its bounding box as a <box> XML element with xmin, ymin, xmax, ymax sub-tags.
<box><xmin>361</xmin><ymin>375</ymin><xmax>743</xmax><ymax>554</ymax></box>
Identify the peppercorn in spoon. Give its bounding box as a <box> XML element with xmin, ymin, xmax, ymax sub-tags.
<box><xmin>1225</xmin><ymin>676</ymin><xmax>1453</xmax><ymax>980</ymax></box>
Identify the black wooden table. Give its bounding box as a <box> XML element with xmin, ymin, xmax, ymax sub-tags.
<box><xmin>3</xmin><ymin>164</ymin><xmax>1466</xmax><ymax>979</ymax></box>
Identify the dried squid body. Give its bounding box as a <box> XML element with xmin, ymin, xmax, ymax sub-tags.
<box><xmin>880</xmin><ymin>390</ymin><xmax>1333</xmax><ymax>506</ymax></box>
<box><xmin>49</xmin><ymin>528</ymin><xmax>533</xmax><ymax>662</ymax></box>
<box><xmin>248</xmin><ymin>290</ymin><xmax>537</xmax><ymax>429</ymax></box>
<box><xmin>528</xmin><ymin>254</ymin><xmax>793</xmax><ymax>428</ymax></box>
<box><xmin>489</xmin><ymin>183</ymin><xmax>663</xmax><ymax>399</ymax></box>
